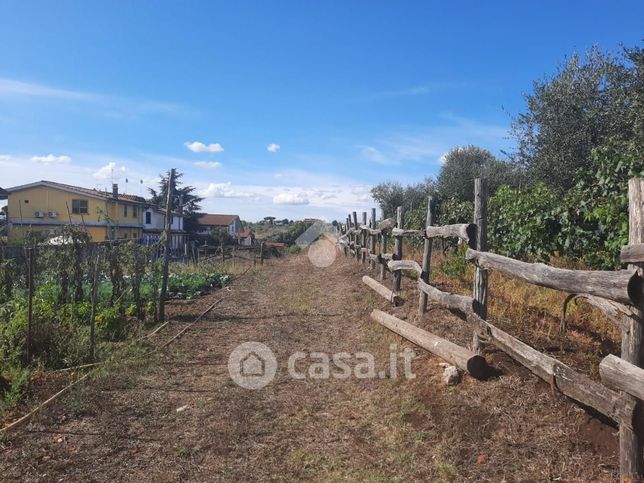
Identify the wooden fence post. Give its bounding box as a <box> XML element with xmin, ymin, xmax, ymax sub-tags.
<box><xmin>27</xmin><ymin>247</ymin><xmax>34</xmax><ymax>362</ymax></box>
<box><xmin>259</xmin><ymin>241</ymin><xmax>264</xmax><ymax>265</ymax></box>
<box><xmin>418</xmin><ymin>196</ymin><xmax>434</xmax><ymax>316</ymax></box>
<box><xmin>352</xmin><ymin>211</ymin><xmax>359</xmax><ymax>262</ymax></box>
<box><xmin>361</xmin><ymin>212</ymin><xmax>367</xmax><ymax>264</ymax></box>
<box><xmin>380</xmin><ymin>231</ymin><xmax>387</xmax><ymax>281</ymax></box>
<box><xmin>370</xmin><ymin>208</ymin><xmax>377</xmax><ymax>269</ymax></box>
<box><xmin>472</xmin><ymin>178</ymin><xmax>489</xmax><ymax>354</ymax></box>
<box><xmin>393</xmin><ymin>206</ymin><xmax>403</xmax><ymax>291</ymax></box>
<box><xmin>621</xmin><ymin>178</ymin><xmax>644</xmax><ymax>480</ymax></box>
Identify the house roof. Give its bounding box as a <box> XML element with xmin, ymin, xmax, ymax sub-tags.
<box><xmin>197</xmin><ymin>213</ymin><xmax>240</xmax><ymax>226</ymax></box>
<box><xmin>235</xmin><ymin>229</ymin><xmax>254</xmax><ymax>239</ymax></box>
<box><xmin>0</xmin><ymin>187</ymin><xmax>7</xmax><ymax>200</ymax></box>
<box><xmin>6</xmin><ymin>180</ymin><xmax>145</xmax><ymax>204</ymax></box>
<box><xmin>263</xmin><ymin>241</ymin><xmax>285</xmax><ymax>248</ymax></box>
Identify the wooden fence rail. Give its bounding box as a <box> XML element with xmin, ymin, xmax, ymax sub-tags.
<box><xmin>336</xmin><ymin>177</ymin><xmax>644</xmax><ymax>481</ymax></box>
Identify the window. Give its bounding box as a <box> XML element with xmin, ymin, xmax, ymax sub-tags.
<box><xmin>123</xmin><ymin>205</ymin><xmax>128</xmax><ymax>217</ymax></box>
<box><xmin>132</xmin><ymin>206</ymin><xmax>138</xmax><ymax>218</ymax></box>
<box><xmin>145</xmin><ymin>212</ymin><xmax>152</xmax><ymax>224</ymax></box>
<box><xmin>72</xmin><ymin>199</ymin><xmax>88</xmax><ymax>214</ymax></box>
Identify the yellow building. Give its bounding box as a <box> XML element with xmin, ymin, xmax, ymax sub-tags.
<box><xmin>6</xmin><ymin>180</ymin><xmax>145</xmax><ymax>243</ymax></box>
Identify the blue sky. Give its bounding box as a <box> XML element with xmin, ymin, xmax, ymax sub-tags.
<box><xmin>1</xmin><ymin>1</ymin><xmax>642</xmax><ymax>221</ymax></box>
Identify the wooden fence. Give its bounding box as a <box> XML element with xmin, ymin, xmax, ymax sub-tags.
<box><xmin>337</xmin><ymin>177</ymin><xmax>644</xmax><ymax>481</ymax></box>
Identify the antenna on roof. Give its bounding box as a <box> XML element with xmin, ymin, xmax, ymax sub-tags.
<box><xmin>125</xmin><ymin>177</ymin><xmax>128</xmax><ymax>194</ymax></box>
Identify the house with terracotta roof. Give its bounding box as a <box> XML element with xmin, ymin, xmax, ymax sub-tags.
<box><xmin>195</xmin><ymin>213</ymin><xmax>243</xmax><ymax>240</ymax></box>
<box><xmin>5</xmin><ymin>180</ymin><xmax>145</xmax><ymax>242</ymax></box>
<box><xmin>234</xmin><ymin>228</ymin><xmax>255</xmax><ymax>246</ymax></box>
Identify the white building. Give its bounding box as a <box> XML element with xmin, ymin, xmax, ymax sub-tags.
<box><xmin>142</xmin><ymin>206</ymin><xmax>187</xmax><ymax>250</ymax></box>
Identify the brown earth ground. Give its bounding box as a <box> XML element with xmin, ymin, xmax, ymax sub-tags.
<box><xmin>0</xmin><ymin>253</ymin><xmax>620</xmax><ymax>482</ymax></box>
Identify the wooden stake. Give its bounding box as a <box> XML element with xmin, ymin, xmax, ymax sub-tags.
<box><xmin>472</xmin><ymin>178</ymin><xmax>488</xmax><ymax>354</ymax></box>
<box><xmin>418</xmin><ymin>196</ymin><xmax>434</xmax><ymax>316</ymax></box>
<box><xmin>158</xmin><ymin>168</ymin><xmax>175</xmax><ymax>322</ymax></box>
<box><xmin>393</xmin><ymin>206</ymin><xmax>403</xmax><ymax>291</ymax></box>
<box><xmin>89</xmin><ymin>248</ymin><xmax>101</xmax><ymax>362</ymax></box>
<box><xmin>361</xmin><ymin>211</ymin><xmax>367</xmax><ymax>264</ymax></box>
<box><xmin>620</xmin><ymin>178</ymin><xmax>644</xmax><ymax>480</ymax></box>
<box><xmin>27</xmin><ymin>247</ymin><xmax>34</xmax><ymax>362</ymax></box>
<box><xmin>352</xmin><ymin>211</ymin><xmax>359</xmax><ymax>262</ymax></box>
<box><xmin>370</xmin><ymin>208</ymin><xmax>377</xmax><ymax>269</ymax></box>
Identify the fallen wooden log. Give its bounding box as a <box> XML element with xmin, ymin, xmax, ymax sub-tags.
<box><xmin>466</xmin><ymin>311</ymin><xmax>635</xmax><ymax>425</ymax></box>
<box><xmin>362</xmin><ymin>276</ymin><xmax>402</xmax><ymax>306</ymax></box>
<box><xmin>370</xmin><ymin>309</ymin><xmax>488</xmax><ymax>379</ymax></box>
<box><xmin>387</xmin><ymin>259</ymin><xmax>422</xmax><ymax>275</ymax></box>
<box><xmin>425</xmin><ymin>224</ymin><xmax>476</xmax><ymax>247</ymax></box>
<box><xmin>417</xmin><ymin>279</ymin><xmax>476</xmax><ymax>314</ymax></box>
<box><xmin>600</xmin><ymin>354</ymin><xmax>644</xmax><ymax>401</ymax></box>
<box><xmin>466</xmin><ymin>249</ymin><xmax>641</xmax><ymax>305</ymax></box>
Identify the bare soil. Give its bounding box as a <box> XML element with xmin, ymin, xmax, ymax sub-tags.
<box><xmin>0</xmin><ymin>254</ymin><xmax>620</xmax><ymax>481</ymax></box>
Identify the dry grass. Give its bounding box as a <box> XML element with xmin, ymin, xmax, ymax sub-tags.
<box><xmin>402</xmin><ymin>240</ymin><xmax>621</xmax><ymax>378</ymax></box>
<box><xmin>0</xmin><ymin>253</ymin><xmax>623</xmax><ymax>481</ymax></box>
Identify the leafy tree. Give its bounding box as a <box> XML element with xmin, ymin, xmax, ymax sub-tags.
<box><xmin>371</xmin><ymin>178</ymin><xmax>437</xmax><ymax>218</ymax></box>
<box><xmin>488</xmin><ymin>184</ymin><xmax>561</xmax><ymax>261</ymax></box>
<box><xmin>148</xmin><ymin>170</ymin><xmax>204</xmax><ymax>235</ymax></box>
<box><xmin>209</xmin><ymin>227</ymin><xmax>232</xmax><ymax>246</ymax></box>
<box><xmin>436</xmin><ymin>145</ymin><xmax>515</xmax><ymax>202</ymax></box>
<box><xmin>510</xmin><ymin>47</ymin><xmax>636</xmax><ymax>191</ymax></box>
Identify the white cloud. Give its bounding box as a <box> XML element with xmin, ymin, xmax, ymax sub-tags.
<box><xmin>357</xmin><ymin>114</ymin><xmax>509</xmax><ymax>167</ymax></box>
<box><xmin>358</xmin><ymin>145</ymin><xmax>390</xmax><ymax>165</ymax></box>
<box><xmin>194</xmin><ymin>161</ymin><xmax>222</xmax><ymax>169</ymax></box>
<box><xmin>185</xmin><ymin>141</ymin><xmax>224</xmax><ymax>153</ymax></box>
<box><xmin>31</xmin><ymin>154</ymin><xmax>72</xmax><ymax>165</ymax></box>
<box><xmin>0</xmin><ymin>78</ymin><xmax>187</xmax><ymax>118</ymax></box>
<box><xmin>267</xmin><ymin>143</ymin><xmax>280</xmax><ymax>153</ymax></box>
<box><xmin>200</xmin><ymin>182</ymin><xmax>253</xmax><ymax>198</ymax></box>
<box><xmin>93</xmin><ymin>162</ymin><xmax>126</xmax><ymax>180</ymax></box>
<box><xmin>0</xmin><ymin>78</ymin><xmax>94</xmax><ymax>100</ymax></box>
<box><xmin>273</xmin><ymin>192</ymin><xmax>310</xmax><ymax>205</ymax></box>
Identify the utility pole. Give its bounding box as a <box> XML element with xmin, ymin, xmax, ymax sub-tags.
<box><xmin>159</xmin><ymin>169</ymin><xmax>175</xmax><ymax>322</ymax></box>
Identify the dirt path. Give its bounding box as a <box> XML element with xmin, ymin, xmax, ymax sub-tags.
<box><xmin>0</xmin><ymin>254</ymin><xmax>620</xmax><ymax>481</ymax></box>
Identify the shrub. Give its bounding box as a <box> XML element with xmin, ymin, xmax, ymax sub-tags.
<box><xmin>96</xmin><ymin>305</ymin><xmax>127</xmax><ymax>341</ymax></box>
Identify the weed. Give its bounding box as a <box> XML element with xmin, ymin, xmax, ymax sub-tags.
<box><xmin>0</xmin><ymin>367</ymin><xmax>30</xmax><ymax>414</ymax></box>
<box><xmin>436</xmin><ymin>461</ymin><xmax>458</xmax><ymax>482</ymax></box>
